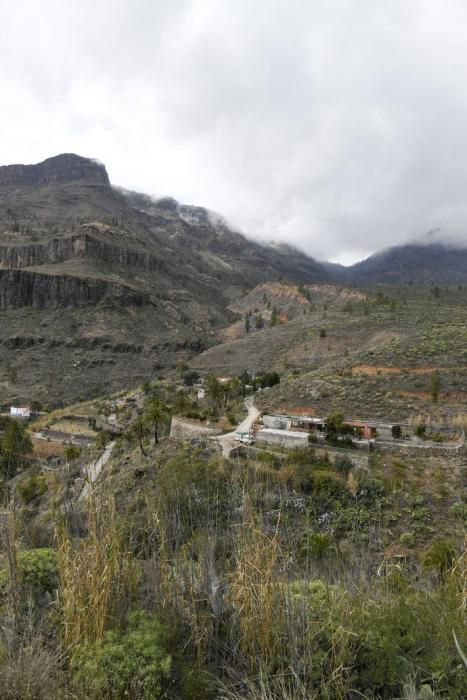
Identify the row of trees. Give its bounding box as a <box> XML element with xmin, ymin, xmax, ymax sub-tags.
<box><xmin>125</xmin><ymin>397</ymin><xmax>170</xmax><ymax>456</ymax></box>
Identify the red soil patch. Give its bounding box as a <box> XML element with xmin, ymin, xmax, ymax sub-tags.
<box><xmin>278</xmin><ymin>406</ymin><xmax>317</xmax><ymax>416</ymax></box>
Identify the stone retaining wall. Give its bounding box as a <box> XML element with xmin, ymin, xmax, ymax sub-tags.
<box><xmin>376</xmin><ymin>442</ymin><xmax>465</xmax><ymax>459</ymax></box>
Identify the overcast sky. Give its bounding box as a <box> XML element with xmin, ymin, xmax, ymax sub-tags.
<box><xmin>2</xmin><ymin>1</ymin><xmax>467</xmax><ymax>264</ymax></box>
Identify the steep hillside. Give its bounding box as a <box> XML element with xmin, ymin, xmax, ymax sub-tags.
<box><xmin>0</xmin><ymin>154</ymin><xmax>328</xmax><ymax>405</ymax></box>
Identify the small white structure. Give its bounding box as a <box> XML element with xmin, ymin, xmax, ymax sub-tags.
<box><xmin>10</xmin><ymin>406</ymin><xmax>32</xmax><ymax>419</ymax></box>
<box><xmin>256</xmin><ymin>428</ymin><xmax>309</xmax><ymax>449</ymax></box>
<box><xmin>197</xmin><ymin>388</ymin><xmax>206</xmax><ymax>400</ymax></box>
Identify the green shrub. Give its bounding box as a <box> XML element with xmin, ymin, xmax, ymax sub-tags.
<box><xmin>298</xmin><ymin>532</ymin><xmax>336</xmax><ymax>561</ymax></box>
<box><xmin>399</xmin><ymin>532</ymin><xmax>416</xmax><ymax>547</ymax></box>
<box><xmin>18</xmin><ymin>548</ymin><xmax>58</xmax><ymax>594</ymax></box>
<box><xmin>17</xmin><ymin>469</ymin><xmax>48</xmax><ymax>504</ymax></box>
<box><xmin>422</xmin><ymin>538</ymin><xmax>457</xmax><ymax>577</ymax></box>
<box><xmin>448</xmin><ymin>501</ymin><xmax>467</xmax><ymax>524</ymax></box>
<box><xmin>334</xmin><ymin>455</ymin><xmax>353</xmax><ymax>476</ymax></box>
<box><xmin>415</xmin><ymin>423</ymin><xmax>426</xmax><ymax>438</ymax></box>
<box><xmin>179</xmin><ymin>664</ymin><xmax>215</xmax><ymax>699</ymax></box>
<box><xmin>72</xmin><ymin>610</ymin><xmax>172</xmax><ymax>699</ymax></box>
<box><xmin>358</xmin><ymin>479</ymin><xmax>387</xmax><ymax>506</ymax></box>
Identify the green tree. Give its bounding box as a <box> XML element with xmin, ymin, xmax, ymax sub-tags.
<box><xmin>204</xmin><ymin>374</ymin><xmax>224</xmax><ymax>410</ymax></box>
<box><xmin>0</xmin><ymin>418</ymin><xmax>32</xmax><ymax>479</ymax></box>
<box><xmin>177</xmin><ymin>360</ymin><xmax>189</xmax><ymax>378</ymax></box>
<box><xmin>144</xmin><ymin>399</ymin><xmax>169</xmax><ymax>445</ymax></box>
<box><xmin>141</xmin><ymin>379</ymin><xmax>152</xmax><ymax>395</ymax></box>
<box><xmin>172</xmin><ymin>389</ymin><xmax>190</xmax><ymax>415</ymax></box>
<box><xmin>270</xmin><ymin>306</ymin><xmax>279</xmax><ymax>326</ymax></box>
<box><xmin>415</xmin><ymin>423</ymin><xmax>426</xmax><ymax>438</ymax></box>
<box><xmin>64</xmin><ymin>444</ymin><xmax>81</xmax><ymax>464</ymax></box>
<box><xmin>125</xmin><ymin>417</ymin><xmax>150</xmax><ymax>456</ymax></box>
<box><xmin>255</xmin><ymin>314</ymin><xmax>265</xmax><ymax>329</ymax></box>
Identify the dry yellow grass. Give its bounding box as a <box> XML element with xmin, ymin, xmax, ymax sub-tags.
<box><xmin>55</xmin><ymin>493</ymin><xmax>137</xmax><ymax>647</ymax></box>
<box><xmin>51</xmin><ymin>419</ymin><xmax>95</xmax><ymax>437</ymax></box>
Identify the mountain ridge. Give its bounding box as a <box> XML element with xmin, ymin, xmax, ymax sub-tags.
<box><xmin>336</xmin><ymin>241</ymin><xmax>467</xmax><ymax>285</ymax></box>
<box><xmin>0</xmin><ymin>153</ymin><xmax>328</xmax><ymax>403</ymax></box>
<box><xmin>0</xmin><ymin>153</ymin><xmax>110</xmax><ymax>187</ymax></box>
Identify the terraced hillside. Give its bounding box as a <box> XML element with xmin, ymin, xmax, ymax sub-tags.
<box><xmin>192</xmin><ymin>283</ymin><xmax>467</xmax><ymax>426</ymax></box>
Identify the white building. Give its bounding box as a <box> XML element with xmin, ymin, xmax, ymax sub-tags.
<box><xmin>256</xmin><ymin>428</ymin><xmax>309</xmax><ymax>449</ymax></box>
<box><xmin>10</xmin><ymin>406</ymin><xmax>32</xmax><ymax>419</ymax></box>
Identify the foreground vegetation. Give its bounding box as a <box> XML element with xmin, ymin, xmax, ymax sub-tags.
<box><xmin>0</xmin><ymin>404</ymin><xmax>465</xmax><ymax>699</ymax></box>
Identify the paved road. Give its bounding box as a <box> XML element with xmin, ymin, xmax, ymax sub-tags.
<box><xmin>215</xmin><ymin>397</ymin><xmax>260</xmax><ymax>456</ymax></box>
<box><xmin>79</xmin><ymin>441</ymin><xmax>115</xmax><ymax>500</ymax></box>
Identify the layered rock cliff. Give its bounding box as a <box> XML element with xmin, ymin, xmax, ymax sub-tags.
<box><xmin>0</xmin><ymin>153</ymin><xmax>110</xmax><ymax>187</ymax></box>
<box><xmin>0</xmin><ymin>269</ymin><xmax>149</xmax><ymax>309</ymax></box>
<box><xmin>0</xmin><ymin>232</ymin><xmax>163</xmax><ymax>271</ymax></box>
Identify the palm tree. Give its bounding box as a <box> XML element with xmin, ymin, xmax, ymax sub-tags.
<box><xmin>205</xmin><ymin>375</ymin><xmax>224</xmax><ymax>410</ymax></box>
<box><xmin>125</xmin><ymin>417</ymin><xmax>150</xmax><ymax>456</ymax></box>
<box><xmin>172</xmin><ymin>390</ymin><xmax>190</xmax><ymax>416</ymax></box>
<box><xmin>144</xmin><ymin>399</ymin><xmax>169</xmax><ymax>445</ymax></box>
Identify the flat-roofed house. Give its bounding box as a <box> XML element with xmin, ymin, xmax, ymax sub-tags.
<box><xmin>10</xmin><ymin>406</ymin><xmax>32</xmax><ymax>419</ymax></box>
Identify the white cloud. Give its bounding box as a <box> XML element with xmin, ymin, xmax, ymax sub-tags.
<box><xmin>2</xmin><ymin>0</ymin><xmax>467</xmax><ymax>263</ymax></box>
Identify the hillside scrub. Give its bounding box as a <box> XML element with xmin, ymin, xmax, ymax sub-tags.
<box><xmin>0</xmin><ymin>434</ymin><xmax>466</xmax><ymax>698</ymax></box>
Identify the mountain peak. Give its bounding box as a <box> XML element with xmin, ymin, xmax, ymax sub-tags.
<box><xmin>0</xmin><ymin>153</ymin><xmax>110</xmax><ymax>187</ymax></box>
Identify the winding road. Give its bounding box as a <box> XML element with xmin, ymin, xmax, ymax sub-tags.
<box><xmin>215</xmin><ymin>396</ymin><xmax>260</xmax><ymax>456</ymax></box>
<box><xmin>78</xmin><ymin>398</ymin><xmax>259</xmax><ymax>495</ymax></box>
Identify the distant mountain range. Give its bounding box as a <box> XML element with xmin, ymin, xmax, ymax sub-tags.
<box><xmin>327</xmin><ymin>242</ymin><xmax>467</xmax><ymax>285</ymax></box>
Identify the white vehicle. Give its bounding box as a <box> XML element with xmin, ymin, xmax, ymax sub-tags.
<box><xmin>235</xmin><ymin>432</ymin><xmax>255</xmax><ymax>445</ymax></box>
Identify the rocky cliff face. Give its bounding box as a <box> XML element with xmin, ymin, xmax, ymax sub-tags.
<box><xmin>0</xmin><ymin>233</ymin><xmax>162</xmax><ymax>271</ymax></box>
<box><xmin>0</xmin><ymin>154</ymin><xmax>110</xmax><ymax>187</ymax></box>
<box><xmin>0</xmin><ymin>269</ymin><xmax>149</xmax><ymax>309</ymax></box>
<box><xmin>0</xmin><ymin>152</ymin><xmax>332</xmax><ymax>404</ymax></box>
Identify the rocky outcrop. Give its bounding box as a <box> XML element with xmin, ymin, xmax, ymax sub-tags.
<box><xmin>0</xmin><ymin>335</ymin><xmax>145</xmax><ymax>353</ymax></box>
<box><xmin>0</xmin><ymin>234</ymin><xmax>163</xmax><ymax>271</ymax></box>
<box><xmin>0</xmin><ymin>154</ymin><xmax>110</xmax><ymax>187</ymax></box>
<box><xmin>0</xmin><ymin>269</ymin><xmax>150</xmax><ymax>309</ymax></box>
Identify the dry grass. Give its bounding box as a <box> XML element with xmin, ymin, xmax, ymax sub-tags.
<box><xmin>55</xmin><ymin>492</ymin><xmax>137</xmax><ymax>647</ymax></box>
<box><xmin>29</xmin><ymin>437</ymin><xmax>67</xmax><ymax>459</ymax></box>
<box><xmin>229</xmin><ymin>510</ymin><xmax>284</xmax><ymax>671</ymax></box>
<box><xmin>0</xmin><ymin>622</ymin><xmax>66</xmax><ymax>700</ymax></box>
<box><xmin>51</xmin><ymin>419</ymin><xmax>95</xmax><ymax>437</ymax></box>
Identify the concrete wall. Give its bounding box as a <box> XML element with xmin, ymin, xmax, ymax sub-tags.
<box><xmin>170</xmin><ymin>416</ymin><xmax>222</xmax><ymax>441</ymax></box>
<box><xmin>256</xmin><ymin>429</ymin><xmax>309</xmax><ymax>449</ymax></box>
<box><xmin>263</xmin><ymin>415</ymin><xmax>288</xmax><ymax>430</ymax></box>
